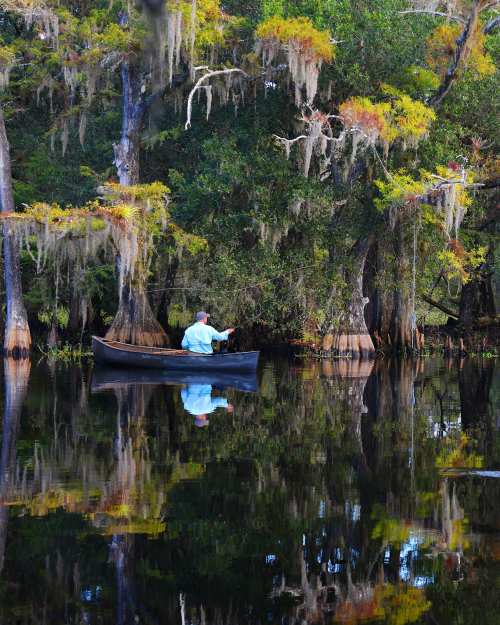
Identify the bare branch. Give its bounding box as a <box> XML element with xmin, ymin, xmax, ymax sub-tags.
<box><xmin>185</xmin><ymin>68</ymin><xmax>247</xmax><ymax>129</ymax></box>
<box><xmin>273</xmin><ymin>134</ymin><xmax>308</xmax><ymax>146</ymax></box>
<box><xmin>399</xmin><ymin>9</ymin><xmax>466</xmax><ymax>23</ymax></box>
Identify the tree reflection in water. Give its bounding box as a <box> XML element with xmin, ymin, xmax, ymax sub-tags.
<box><xmin>0</xmin><ymin>356</ymin><xmax>498</xmax><ymax>624</ymax></box>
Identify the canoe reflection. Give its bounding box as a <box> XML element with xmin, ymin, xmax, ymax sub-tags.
<box><xmin>91</xmin><ymin>366</ymin><xmax>258</xmax><ymax>393</ymax></box>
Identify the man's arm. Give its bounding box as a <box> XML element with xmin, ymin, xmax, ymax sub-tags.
<box><xmin>209</xmin><ymin>327</ymin><xmax>235</xmax><ymax>342</ymax></box>
<box><xmin>210</xmin><ymin>397</ymin><xmax>229</xmax><ymax>410</ymax></box>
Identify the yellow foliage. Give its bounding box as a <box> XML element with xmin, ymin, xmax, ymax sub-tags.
<box><xmin>391</xmin><ymin>94</ymin><xmax>436</xmax><ymax>145</ymax></box>
<box><xmin>0</xmin><ymin>44</ymin><xmax>15</xmax><ymax>68</ymax></box>
<box><xmin>437</xmin><ymin>244</ymin><xmax>486</xmax><ymax>283</ymax></box>
<box><xmin>167</xmin><ymin>0</ymin><xmax>228</xmax><ymax>50</ymax></box>
<box><xmin>426</xmin><ymin>24</ymin><xmax>496</xmax><ymax>78</ymax></box>
<box><xmin>375</xmin><ymin>584</ymin><xmax>431</xmax><ymax>625</ymax></box>
<box><xmin>372</xmin><ymin>509</ymin><xmax>410</xmax><ymax>545</ymax></box>
<box><xmin>436</xmin><ymin>433</ymin><xmax>484</xmax><ymax>469</ymax></box>
<box><xmin>99</xmin><ymin>518</ymin><xmax>166</xmax><ymax>537</ymax></box>
<box><xmin>375</xmin><ymin>172</ymin><xmax>426</xmax><ymax>211</ymax></box>
<box><xmin>23</xmin><ymin>488</ymin><xmax>84</xmax><ymax>517</ymax></box>
<box><xmin>256</xmin><ymin>16</ymin><xmax>334</xmax><ymax>62</ymax></box>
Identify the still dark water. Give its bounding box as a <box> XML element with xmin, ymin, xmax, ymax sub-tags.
<box><xmin>0</xmin><ymin>356</ymin><xmax>498</xmax><ymax>624</ymax></box>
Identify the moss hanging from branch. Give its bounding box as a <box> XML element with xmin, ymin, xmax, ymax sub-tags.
<box><xmin>256</xmin><ymin>16</ymin><xmax>334</xmax><ymax>106</ymax></box>
<box><xmin>185</xmin><ymin>67</ymin><xmax>247</xmax><ymax>129</ymax></box>
<box><xmin>1</xmin><ymin>182</ymin><xmax>207</xmax><ymax>346</ymax></box>
<box><xmin>274</xmin><ymin>89</ymin><xmax>435</xmax><ymax>179</ymax></box>
<box><xmin>0</xmin><ymin>47</ymin><xmax>15</xmax><ymax>91</ymax></box>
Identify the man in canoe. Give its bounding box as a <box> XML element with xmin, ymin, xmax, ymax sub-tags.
<box><xmin>181</xmin><ymin>311</ymin><xmax>235</xmax><ymax>354</ymax></box>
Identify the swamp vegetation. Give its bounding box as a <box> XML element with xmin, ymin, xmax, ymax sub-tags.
<box><xmin>0</xmin><ymin>3</ymin><xmax>498</xmax><ymax>621</ymax></box>
<box><xmin>0</xmin><ymin>0</ymin><xmax>496</xmax><ymax>355</ymax></box>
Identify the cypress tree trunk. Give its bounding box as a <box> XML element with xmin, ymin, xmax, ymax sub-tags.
<box><xmin>0</xmin><ymin>106</ymin><xmax>31</xmax><ymax>357</ymax></box>
<box><xmin>458</xmin><ymin>245</ymin><xmax>497</xmax><ymax>335</ymax></box>
<box><xmin>389</xmin><ymin>219</ymin><xmax>414</xmax><ymax>353</ymax></box>
<box><xmin>107</xmin><ymin>16</ymin><xmax>167</xmax><ymax>346</ymax></box>
<box><xmin>105</xmin><ymin>278</ymin><xmax>168</xmax><ymax>347</ymax></box>
<box><xmin>113</xmin><ymin>59</ymin><xmax>145</xmax><ymax>186</ymax></box>
<box><xmin>324</xmin><ymin>236</ymin><xmax>375</xmax><ymax>358</ymax></box>
<box><xmin>151</xmin><ymin>255</ymin><xmax>179</xmax><ymax>324</ymax></box>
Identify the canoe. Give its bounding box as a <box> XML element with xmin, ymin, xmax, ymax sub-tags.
<box><xmin>91</xmin><ymin>366</ymin><xmax>258</xmax><ymax>393</ymax></box>
<box><xmin>92</xmin><ymin>336</ymin><xmax>260</xmax><ymax>372</ymax></box>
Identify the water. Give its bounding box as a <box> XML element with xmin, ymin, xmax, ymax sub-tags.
<box><xmin>0</xmin><ymin>356</ymin><xmax>498</xmax><ymax>624</ymax></box>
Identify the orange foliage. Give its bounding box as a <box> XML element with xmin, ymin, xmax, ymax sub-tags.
<box><xmin>339</xmin><ymin>98</ymin><xmax>391</xmax><ymax>143</ymax></box>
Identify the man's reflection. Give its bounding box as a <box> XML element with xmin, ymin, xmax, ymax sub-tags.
<box><xmin>181</xmin><ymin>383</ymin><xmax>234</xmax><ymax>427</ymax></box>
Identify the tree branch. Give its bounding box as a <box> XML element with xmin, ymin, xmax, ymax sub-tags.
<box><xmin>421</xmin><ymin>294</ymin><xmax>459</xmax><ymax>319</ymax></box>
<box><xmin>484</xmin><ymin>14</ymin><xmax>500</xmax><ymax>33</ymax></box>
<box><xmin>428</xmin><ymin>1</ymin><xmax>481</xmax><ymax>108</ymax></box>
<box><xmin>399</xmin><ymin>10</ymin><xmax>466</xmax><ymax>23</ymax></box>
<box><xmin>184</xmin><ymin>68</ymin><xmax>247</xmax><ymax>129</ymax></box>
<box><xmin>273</xmin><ymin>134</ymin><xmax>308</xmax><ymax>146</ymax></box>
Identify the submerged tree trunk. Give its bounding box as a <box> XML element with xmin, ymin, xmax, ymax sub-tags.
<box><xmin>0</xmin><ymin>358</ymin><xmax>31</xmax><ymax>573</ymax></box>
<box><xmin>458</xmin><ymin>357</ymin><xmax>494</xmax><ymax>430</ymax></box>
<box><xmin>324</xmin><ymin>236</ymin><xmax>375</xmax><ymax>358</ymax></box>
<box><xmin>0</xmin><ymin>106</ymin><xmax>31</xmax><ymax>356</ymax></box>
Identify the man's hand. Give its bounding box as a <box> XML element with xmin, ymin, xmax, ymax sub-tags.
<box><xmin>226</xmin><ymin>328</ymin><xmax>235</xmax><ymax>334</ymax></box>
<box><xmin>226</xmin><ymin>403</ymin><xmax>234</xmax><ymax>413</ymax></box>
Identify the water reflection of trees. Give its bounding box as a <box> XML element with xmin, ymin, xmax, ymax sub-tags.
<box><xmin>0</xmin><ymin>356</ymin><xmax>497</xmax><ymax>624</ymax></box>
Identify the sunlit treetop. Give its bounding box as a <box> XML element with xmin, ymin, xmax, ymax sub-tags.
<box><xmin>426</xmin><ymin>23</ymin><xmax>496</xmax><ymax>78</ymax></box>
<box><xmin>255</xmin><ymin>16</ymin><xmax>334</xmax><ymax>106</ymax></box>
<box><xmin>255</xmin><ymin>16</ymin><xmax>334</xmax><ymax>61</ymax></box>
<box><xmin>339</xmin><ymin>89</ymin><xmax>436</xmax><ymax>156</ymax></box>
<box><xmin>385</xmin><ymin>88</ymin><xmax>437</xmax><ymax>148</ymax></box>
<box><xmin>339</xmin><ymin>97</ymin><xmax>395</xmax><ymax>145</ymax></box>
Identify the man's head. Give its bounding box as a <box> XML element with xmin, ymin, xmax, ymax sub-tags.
<box><xmin>195</xmin><ymin>311</ymin><xmax>210</xmax><ymax>324</ymax></box>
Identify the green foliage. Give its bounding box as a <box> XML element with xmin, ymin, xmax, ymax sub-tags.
<box><xmin>38</xmin><ymin>306</ymin><xmax>69</xmax><ymax>329</ymax></box>
<box><xmin>37</xmin><ymin>342</ymin><xmax>93</xmax><ymax>360</ymax></box>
